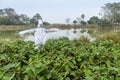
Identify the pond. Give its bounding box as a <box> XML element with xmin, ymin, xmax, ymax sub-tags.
<box><xmin>0</xmin><ymin>28</ymin><xmax>96</xmax><ymax>42</ymax></box>
<box><xmin>0</xmin><ymin>30</ymin><xmax>20</xmax><ymax>41</ymax></box>
<box><xmin>20</xmin><ymin>28</ymin><xmax>96</xmax><ymax>42</ymax></box>
<box><xmin>2</xmin><ymin>27</ymin><xmax>120</xmax><ymax>43</ymax></box>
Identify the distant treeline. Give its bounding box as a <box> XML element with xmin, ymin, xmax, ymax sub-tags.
<box><xmin>66</xmin><ymin>2</ymin><xmax>120</xmax><ymax>27</ymax></box>
<box><xmin>0</xmin><ymin>8</ymin><xmax>50</xmax><ymax>26</ymax></box>
<box><xmin>1</xmin><ymin>2</ymin><xmax>120</xmax><ymax>27</ymax></box>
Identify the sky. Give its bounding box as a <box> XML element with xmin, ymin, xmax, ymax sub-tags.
<box><xmin>1</xmin><ymin>0</ymin><xmax>120</xmax><ymax>24</ymax></box>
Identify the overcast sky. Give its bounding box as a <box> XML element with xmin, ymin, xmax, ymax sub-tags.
<box><xmin>1</xmin><ymin>0</ymin><xmax>120</xmax><ymax>23</ymax></box>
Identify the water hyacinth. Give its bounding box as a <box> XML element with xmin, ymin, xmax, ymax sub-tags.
<box><xmin>0</xmin><ymin>37</ymin><xmax>120</xmax><ymax>80</ymax></box>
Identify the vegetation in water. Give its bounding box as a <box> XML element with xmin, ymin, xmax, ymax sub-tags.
<box><xmin>0</xmin><ymin>37</ymin><xmax>120</xmax><ymax>80</ymax></box>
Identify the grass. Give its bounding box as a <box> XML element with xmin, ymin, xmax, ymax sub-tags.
<box><xmin>0</xmin><ymin>30</ymin><xmax>22</xmax><ymax>43</ymax></box>
<box><xmin>0</xmin><ymin>25</ymin><xmax>35</xmax><ymax>31</ymax></box>
<box><xmin>79</xmin><ymin>35</ymin><xmax>90</xmax><ymax>42</ymax></box>
<box><xmin>94</xmin><ymin>31</ymin><xmax>120</xmax><ymax>42</ymax></box>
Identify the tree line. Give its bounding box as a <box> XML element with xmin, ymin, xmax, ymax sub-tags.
<box><xmin>66</xmin><ymin>2</ymin><xmax>120</xmax><ymax>27</ymax></box>
<box><xmin>0</xmin><ymin>2</ymin><xmax>120</xmax><ymax>27</ymax></box>
<box><xmin>0</xmin><ymin>8</ymin><xmax>50</xmax><ymax>26</ymax></box>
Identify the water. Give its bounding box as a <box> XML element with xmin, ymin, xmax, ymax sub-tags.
<box><xmin>1</xmin><ymin>27</ymin><xmax>120</xmax><ymax>43</ymax></box>
<box><xmin>23</xmin><ymin>28</ymin><xmax>95</xmax><ymax>42</ymax></box>
<box><xmin>0</xmin><ymin>30</ymin><xmax>20</xmax><ymax>41</ymax></box>
<box><xmin>0</xmin><ymin>29</ymin><xmax>96</xmax><ymax>42</ymax></box>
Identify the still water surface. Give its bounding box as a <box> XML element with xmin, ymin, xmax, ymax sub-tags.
<box><xmin>23</xmin><ymin>29</ymin><xmax>95</xmax><ymax>42</ymax></box>
<box><xmin>0</xmin><ymin>29</ymin><xmax>95</xmax><ymax>42</ymax></box>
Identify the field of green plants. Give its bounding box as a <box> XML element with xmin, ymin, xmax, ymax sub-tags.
<box><xmin>0</xmin><ymin>36</ymin><xmax>120</xmax><ymax>80</ymax></box>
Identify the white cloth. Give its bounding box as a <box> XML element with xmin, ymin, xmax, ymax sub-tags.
<box><xmin>19</xmin><ymin>28</ymin><xmax>47</xmax><ymax>45</ymax></box>
<box><xmin>34</xmin><ymin>28</ymin><xmax>47</xmax><ymax>45</ymax></box>
<box><xmin>19</xmin><ymin>19</ymin><xmax>59</xmax><ymax>46</ymax></box>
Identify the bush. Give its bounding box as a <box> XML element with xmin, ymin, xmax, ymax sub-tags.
<box><xmin>98</xmin><ymin>19</ymin><xmax>112</xmax><ymax>27</ymax></box>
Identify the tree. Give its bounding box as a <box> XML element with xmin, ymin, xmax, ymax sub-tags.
<box><xmin>19</xmin><ymin>14</ymin><xmax>30</xmax><ymax>24</ymax></box>
<box><xmin>0</xmin><ymin>8</ymin><xmax>20</xmax><ymax>25</ymax></box>
<box><xmin>87</xmin><ymin>16</ymin><xmax>99</xmax><ymax>24</ymax></box>
<box><xmin>0</xmin><ymin>16</ymin><xmax>9</xmax><ymax>25</ymax></box>
<box><xmin>31</xmin><ymin>13</ymin><xmax>42</xmax><ymax>25</ymax></box>
<box><xmin>81</xmin><ymin>14</ymin><xmax>85</xmax><ymax>20</ymax></box>
<box><xmin>0</xmin><ymin>8</ymin><xmax>45</xmax><ymax>25</ymax></box>
<box><xmin>80</xmin><ymin>21</ymin><xmax>86</xmax><ymax>26</ymax></box>
<box><xmin>101</xmin><ymin>2</ymin><xmax>120</xmax><ymax>25</ymax></box>
<box><xmin>43</xmin><ymin>21</ymin><xmax>50</xmax><ymax>26</ymax></box>
<box><xmin>73</xmin><ymin>20</ymin><xmax>77</xmax><ymax>25</ymax></box>
<box><xmin>115</xmin><ymin>13</ymin><xmax>120</xmax><ymax>25</ymax></box>
<box><xmin>0</xmin><ymin>9</ymin><xmax>4</xmax><ymax>16</ymax></box>
<box><xmin>65</xmin><ymin>18</ymin><xmax>70</xmax><ymax>25</ymax></box>
<box><xmin>77</xmin><ymin>14</ymin><xmax>86</xmax><ymax>26</ymax></box>
<box><xmin>33</xmin><ymin>13</ymin><xmax>42</xmax><ymax>21</ymax></box>
<box><xmin>3</xmin><ymin>8</ymin><xmax>20</xmax><ymax>25</ymax></box>
<box><xmin>98</xmin><ymin>19</ymin><xmax>112</xmax><ymax>27</ymax></box>
<box><xmin>76</xmin><ymin>17</ymin><xmax>81</xmax><ymax>24</ymax></box>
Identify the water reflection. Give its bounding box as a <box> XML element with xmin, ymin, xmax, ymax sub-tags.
<box><xmin>0</xmin><ymin>30</ymin><xmax>19</xmax><ymax>41</ymax></box>
<box><xmin>23</xmin><ymin>29</ymin><xmax>95</xmax><ymax>42</ymax></box>
<box><xmin>0</xmin><ymin>29</ymin><xmax>96</xmax><ymax>42</ymax></box>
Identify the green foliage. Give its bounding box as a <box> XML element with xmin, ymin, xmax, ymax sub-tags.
<box><xmin>73</xmin><ymin>20</ymin><xmax>77</xmax><ymax>25</ymax></box>
<box><xmin>96</xmin><ymin>31</ymin><xmax>120</xmax><ymax>43</ymax></box>
<box><xmin>87</xmin><ymin>16</ymin><xmax>99</xmax><ymax>25</ymax></box>
<box><xmin>0</xmin><ymin>8</ymin><xmax>45</xmax><ymax>25</ymax></box>
<box><xmin>0</xmin><ymin>16</ymin><xmax>10</xmax><ymax>25</ymax></box>
<box><xmin>98</xmin><ymin>19</ymin><xmax>112</xmax><ymax>27</ymax></box>
<box><xmin>0</xmin><ymin>37</ymin><xmax>120</xmax><ymax>80</ymax></box>
<box><xmin>80</xmin><ymin>20</ymin><xmax>87</xmax><ymax>26</ymax></box>
<box><xmin>101</xmin><ymin>2</ymin><xmax>120</xmax><ymax>25</ymax></box>
<box><xmin>30</xmin><ymin>13</ymin><xmax>42</xmax><ymax>25</ymax></box>
<box><xmin>81</xmin><ymin>14</ymin><xmax>85</xmax><ymax>20</ymax></box>
<box><xmin>43</xmin><ymin>21</ymin><xmax>51</xmax><ymax>26</ymax></box>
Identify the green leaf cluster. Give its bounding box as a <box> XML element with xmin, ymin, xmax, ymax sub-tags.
<box><xmin>0</xmin><ymin>37</ymin><xmax>120</xmax><ymax>80</ymax></box>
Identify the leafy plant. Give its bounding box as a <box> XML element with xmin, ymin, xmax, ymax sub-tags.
<box><xmin>0</xmin><ymin>37</ymin><xmax>120</xmax><ymax>80</ymax></box>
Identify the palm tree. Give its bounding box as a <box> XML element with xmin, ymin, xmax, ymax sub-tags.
<box><xmin>81</xmin><ymin>14</ymin><xmax>85</xmax><ymax>20</ymax></box>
